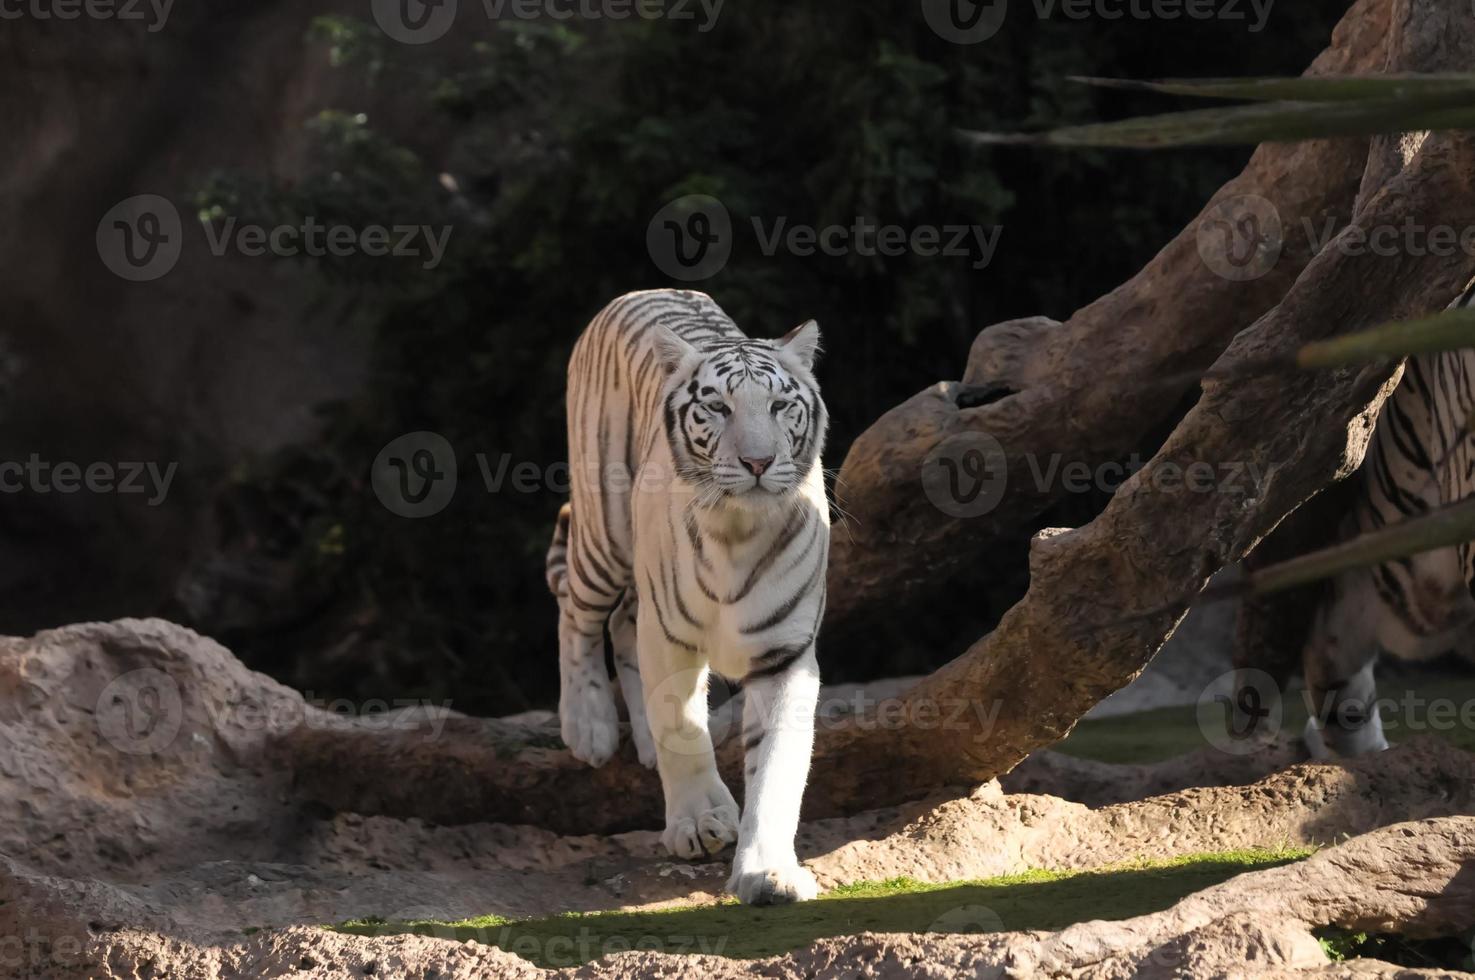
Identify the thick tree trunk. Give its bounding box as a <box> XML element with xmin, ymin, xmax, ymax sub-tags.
<box><xmin>803</xmin><ymin>0</ymin><xmax>1475</xmax><ymax>806</ymax></box>
<box><xmin>281</xmin><ymin>0</ymin><xmax>1475</xmax><ymax>833</ymax></box>
<box><xmin>818</xmin><ymin>0</ymin><xmax>1390</xmax><ymax>644</ymax></box>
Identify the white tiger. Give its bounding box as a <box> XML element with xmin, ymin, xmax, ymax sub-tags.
<box><xmin>1300</xmin><ymin>283</ymin><xmax>1475</xmax><ymax>757</ymax></box>
<box><xmin>549</xmin><ymin>289</ymin><xmax>829</xmax><ymax>905</ymax></box>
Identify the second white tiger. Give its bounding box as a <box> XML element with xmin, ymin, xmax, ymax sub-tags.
<box><xmin>552</xmin><ymin>289</ymin><xmax>829</xmax><ymax>905</ymax></box>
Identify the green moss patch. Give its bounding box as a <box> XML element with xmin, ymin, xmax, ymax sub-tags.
<box><xmin>333</xmin><ymin>849</ymin><xmax>1308</xmax><ymax>967</ymax></box>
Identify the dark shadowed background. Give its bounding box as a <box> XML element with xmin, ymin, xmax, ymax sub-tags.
<box><xmin>0</xmin><ymin>1</ymin><xmax>1346</xmax><ymax>715</ymax></box>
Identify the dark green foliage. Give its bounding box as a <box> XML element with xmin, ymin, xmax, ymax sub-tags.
<box><xmin>194</xmin><ymin>5</ymin><xmax>1341</xmax><ymax>714</ymax></box>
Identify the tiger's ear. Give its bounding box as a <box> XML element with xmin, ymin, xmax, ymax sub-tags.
<box><xmin>653</xmin><ymin>325</ymin><xmax>697</xmax><ymax>375</ymax></box>
<box><xmin>778</xmin><ymin>320</ymin><xmax>821</xmax><ymax>371</ymax></box>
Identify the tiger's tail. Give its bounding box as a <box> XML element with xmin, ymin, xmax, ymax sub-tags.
<box><xmin>546</xmin><ymin>502</ymin><xmax>571</xmax><ymax>599</ymax></box>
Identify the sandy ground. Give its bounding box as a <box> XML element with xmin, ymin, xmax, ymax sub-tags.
<box><xmin>2</xmin><ymin>620</ymin><xmax>1473</xmax><ymax>978</ymax></box>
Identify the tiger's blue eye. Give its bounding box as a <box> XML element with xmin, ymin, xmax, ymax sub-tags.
<box><xmin>772</xmin><ymin>399</ymin><xmax>791</xmax><ymax>412</ymax></box>
<box><xmin>705</xmin><ymin>401</ymin><xmax>729</xmax><ymax>415</ymax></box>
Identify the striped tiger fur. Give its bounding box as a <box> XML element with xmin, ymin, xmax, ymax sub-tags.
<box><xmin>1302</xmin><ymin>284</ymin><xmax>1475</xmax><ymax>757</ymax></box>
<box><xmin>546</xmin><ymin>501</ymin><xmax>647</xmax><ymax>767</ymax></box>
<box><xmin>546</xmin><ymin>503</ymin><xmax>571</xmax><ymax>598</ymax></box>
<box><xmin>553</xmin><ymin>289</ymin><xmax>829</xmax><ymax>905</ymax></box>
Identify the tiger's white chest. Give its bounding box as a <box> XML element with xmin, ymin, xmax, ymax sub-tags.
<box><xmin>631</xmin><ymin>469</ymin><xmax>827</xmax><ymax>681</ymax></box>
<box><xmin>696</xmin><ymin>527</ymin><xmax>795</xmax><ymax>679</ymax></box>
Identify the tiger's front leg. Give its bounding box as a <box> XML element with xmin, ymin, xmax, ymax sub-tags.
<box><xmin>727</xmin><ymin>645</ymin><xmax>820</xmax><ymax>905</ymax></box>
<box><xmin>638</xmin><ymin>624</ymin><xmax>741</xmax><ymax>861</ymax></box>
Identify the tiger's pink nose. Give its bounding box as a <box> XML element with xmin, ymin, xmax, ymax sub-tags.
<box><xmin>740</xmin><ymin>456</ymin><xmax>774</xmax><ymax>477</ymax></box>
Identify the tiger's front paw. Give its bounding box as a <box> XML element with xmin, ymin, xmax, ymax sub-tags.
<box><xmin>1303</xmin><ymin>717</ymin><xmax>1389</xmax><ymax>760</ymax></box>
<box><xmin>726</xmin><ymin>864</ymin><xmax>818</xmax><ymax>906</ymax></box>
<box><xmin>560</xmin><ymin>681</ymin><xmax>620</xmax><ymax>767</ymax></box>
<box><xmin>661</xmin><ymin>781</ymin><xmax>739</xmax><ymax>859</ymax></box>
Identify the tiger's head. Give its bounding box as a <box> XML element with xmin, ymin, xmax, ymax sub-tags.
<box><xmin>654</xmin><ymin>321</ymin><xmax>826</xmax><ymax>507</ymax></box>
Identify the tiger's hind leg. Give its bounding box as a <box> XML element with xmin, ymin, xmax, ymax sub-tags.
<box><xmin>559</xmin><ymin>603</ymin><xmax>622</xmax><ymax>767</ymax></box>
<box><xmin>609</xmin><ymin>590</ymin><xmax>656</xmax><ymax>768</ymax></box>
<box><xmin>557</xmin><ymin>508</ymin><xmax>630</xmax><ymax>767</ymax></box>
<box><xmin>1302</xmin><ymin>574</ymin><xmax>1388</xmax><ymax>758</ymax></box>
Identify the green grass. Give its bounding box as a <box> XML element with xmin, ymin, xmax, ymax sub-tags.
<box><xmin>332</xmin><ymin>848</ymin><xmax>1310</xmax><ymax>967</ymax></box>
<box><xmin>1058</xmin><ymin>675</ymin><xmax>1475</xmax><ymax>764</ymax></box>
